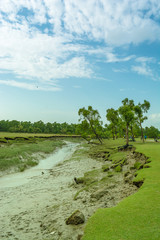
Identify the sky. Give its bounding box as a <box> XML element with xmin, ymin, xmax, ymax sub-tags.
<box><xmin>0</xmin><ymin>0</ymin><xmax>160</xmax><ymax>128</ymax></box>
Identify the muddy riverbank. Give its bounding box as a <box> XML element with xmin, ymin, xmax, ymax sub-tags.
<box><xmin>0</xmin><ymin>142</ymin><xmax>144</xmax><ymax>240</ymax></box>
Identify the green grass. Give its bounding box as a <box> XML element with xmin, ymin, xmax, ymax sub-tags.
<box><xmin>0</xmin><ymin>137</ymin><xmax>65</xmax><ymax>172</ymax></box>
<box><xmin>0</xmin><ymin>132</ymin><xmax>81</xmax><ymax>139</ymax></box>
<box><xmin>82</xmin><ymin>140</ymin><xmax>160</xmax><ymax>240</ymax></box>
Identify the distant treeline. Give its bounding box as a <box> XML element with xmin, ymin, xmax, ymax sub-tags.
<box><xmin>0</xmin><ymin>120</ymin><xmax>77</xmax><ymax>134</ymax></box>
<box><xmin>0</xmin><ymin>119</ymin><xmax>159</xmax><ymax>138</ymax></box>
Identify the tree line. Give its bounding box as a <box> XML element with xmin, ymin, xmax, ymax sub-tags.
<box><xmin>77</xmin><ymin>98</ymin><xmax>160</xmax><ymax>144</ymax></box>
<box><xmin>0</xmin><ymin>120</ymin><xmax>77</xmax><ymax>134</ymax></box>
<box><xmin>0</xmin><ymin>98</ymin><xmax>160</xmax><ymax>141</ymax></box>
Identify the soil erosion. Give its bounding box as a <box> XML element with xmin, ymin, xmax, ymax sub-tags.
<box><xmin>0</xmin><ymin>141</ymin><xmax>143</xmax><ymax>240</ymax></box>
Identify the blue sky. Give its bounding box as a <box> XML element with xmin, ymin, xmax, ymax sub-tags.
<box><xmin>0</xmin><ymin>0</ymin><xmax>160</xmax><ymax>128</ymax></box>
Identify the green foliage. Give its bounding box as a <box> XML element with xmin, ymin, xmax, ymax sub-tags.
<box><xmin>134</xmin><ymin>161</ymin><xmax>143</xmax><ymax>170</ymax></box>
<box><xmin>0</xmin><ymin>120</ymin><xmax>77</xmax><ymax>134</ymax></box>
<box><xmin>78</xmin><ymin>106</ymin><xmax>103</xmax><ymax>144</ymax></box>
<box><xmin>144</xmin><ymin>126</ymin><xmax>160</xmax><ymax>138</ymax></box>
<box><xmin>134</xmin><ymin>100</ymin><xmax>150</xmax><ymax>142</ymax></box>
<box><xmin>115</xmin><ymin>165</ymin><xmax>122</xmax><ymax>172</ymax></box>
<box><xmin>118</xmin><ymin>98</ymin><xmax>135</xmax><ymax>145</ymax></box>
<box><xmin>106</xmin><ymin>108</ymin><xmax>119</xmax><ymax>140</ymax></box>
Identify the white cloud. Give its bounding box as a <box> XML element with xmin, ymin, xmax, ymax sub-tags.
<box><xmin>0</xmin><ymin>0</ymin><xmax>160</xmax><ymax>91</ymax></box>
<box><xmin>149</xmin><ymin>113</ymin><xmax>160</xmax><ymax>121</ymax></box>
<box><xmin>0</xmin><ymin>80</ymin><xmax>61</xmax><ymax>91</ymax></box>
<box><xmin>106</xmin><ymin>52</ymin><xmax>134</xmax><ymax>63</ymax></box>
<box><xmin>132</xmin><ymin>61</ymin><xmax>154</xmax><ymax>79</ymax></box>
<box><xmin>113</xmin><ymin>68</ymin><xmax>128</xmax><ymax>73</ymax></box>
<box><xmin>61</xmin><ymin>0</ymin><xmax>160</xmax><ymax>45</ymax></box>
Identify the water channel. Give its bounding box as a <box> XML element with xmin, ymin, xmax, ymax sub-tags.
<box><xmin>0</xmin><ymin>141</ymin><xmax>79</xmax><ymax>189</ymax></box>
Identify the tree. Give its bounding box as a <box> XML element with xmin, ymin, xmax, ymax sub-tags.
<box><xmin>106</xmin><ymin>108</ymin><xmax>119</xmax><ymax>140</ymax></box>
<box><xmin>144</xmin><ymin>126</ymin><xmax>160</xmax><ymax>138</ymax></box>
<box><xmin>76</xmin><ymin>121</ymin><xmax>92</xmax><ymax>143</ymax></box>
<box><xmin>78</xmin><ymin>106</ymin><xmax>103</xmax><ymax>144</ymax></box>
<box><xmin>134</xmin><ymin>100</ymin><xmax>150</xmax><ymax>142</ymax></box>
<box><xmin>119</xmin><ymin>98</ymin><xmax>135</xmax><ymax>145</ymax></box>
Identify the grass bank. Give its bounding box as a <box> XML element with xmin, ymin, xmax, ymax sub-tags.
<box><xmin>82</xmin><ymin>139</ymin><xmax>160</xmax><ymax>240</ymax></box>
<box><xmin>0</xmin><ymin>133</ymin><xmax>68</xmax><ymax>173</ymax></box>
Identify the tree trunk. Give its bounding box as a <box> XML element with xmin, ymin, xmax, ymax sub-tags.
<box><xmin>140</xmin><ymin>123</ymin><xmax>144</xmax><ymax>143</ymax></box>
<box><xmin>90</xmin><ymin>122</ymin><xmax>102</xmax><ymax>144</ymax></box>
<box><xmin>112</xmin><ymin>126</ymin><xmax>115</xmax><ymax>140</ymax></box>
<box><xmin>126</xmin><ymin>124</ymin><xmax>129</xmax><ymax>146</ymax></box>
<box><xmin>130</xmin><ymin>125</ymin><xmax>135</xmax><ymax>141</ymax></box>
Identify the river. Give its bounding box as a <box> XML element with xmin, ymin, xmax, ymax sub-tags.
<box><xmin>0</xmin><ymin>141</ymin><xmax>79</xmax><ymax>189</ymax></box>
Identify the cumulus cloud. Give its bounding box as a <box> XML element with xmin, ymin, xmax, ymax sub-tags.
<box><xmin>0</xmin><ymin>0</ymin><xmax>160</xmax><ymax>90</ymax></box>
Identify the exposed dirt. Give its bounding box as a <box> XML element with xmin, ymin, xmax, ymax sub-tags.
<box><xmin>0</xmin><ymin>143</ymin><xmax>147</xmax><ymax>240</ymax></box>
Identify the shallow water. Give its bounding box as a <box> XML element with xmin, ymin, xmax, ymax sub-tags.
<box><xmin>0</xmin><ymin>141</ymin><xmax>78</xmax><ymax>189</ymax></box>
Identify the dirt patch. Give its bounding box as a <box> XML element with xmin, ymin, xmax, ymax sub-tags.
<box><xmin>0</xmin><ymin>144</ymin><xmax>149</xmax><ymax>240</ymax></box>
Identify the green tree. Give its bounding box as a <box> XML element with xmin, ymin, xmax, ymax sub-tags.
<box><xmin>119</xmin><ymin>98</ymin><xmax>135</xmax><ymax>145</ymax></box>
<box><xmin>78</xmin><ymin>106</ymin><xmax>103</xmax><ymax>144</ymax></box>
<box><xmin>144</xmin><ymin>126</ymin><xmax>160</xmax><ymax>138</ymax></box>
<box><xmin>134</xmin><ymin>100</ymin><xmax>150</xmax><ymax>142</ymax></box>
<box><xmin>106</xmin><ymin>108</ymin><xmax>119</xmax><ymax>140</ymax></box>
<box><xmin>76</xmin><ymin>121</ymin><xmax>92</xmax><ymax>143</ymax></box>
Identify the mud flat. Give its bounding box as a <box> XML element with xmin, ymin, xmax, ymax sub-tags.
<box><xmin>0</xmin><ymin>142</ymin><xmax>142</xmax><ymax>240</ymax></box>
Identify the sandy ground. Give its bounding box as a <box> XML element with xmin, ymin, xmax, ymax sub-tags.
<box><xmin>0</xmin><ymin>142</ymin><xmax>138</xmax><ymax>240</ymax></box>
<box><xmin>0</xmin><ymin>142</ymin><xmax>103</xmax><ymax>240</ymax></box>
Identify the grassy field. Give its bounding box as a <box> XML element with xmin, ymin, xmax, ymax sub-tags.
<box><xmin>0</xmin><ymin>132</ymin><xmax>80</xmax><ymax>139</ymax></box>
<box><xmin>82</xmin><ymin>139</ymin><xmax>160</xmax><ymax>240</ymax></box>
<box><xmin>0</xmin><ymin>132</ymin><xmax>68</xmax><ymax>173</ymax></box>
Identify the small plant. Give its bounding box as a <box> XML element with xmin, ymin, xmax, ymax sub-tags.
<box><xmin>134</xmin><ymin>162</ymin><xmax>143</xmax><ymax>170</ymax></box>
<box><xmin>115</xmin><ymin>165</ymin><xmax>122</xmax><ymax>172</ymax></box>
<box><xmin>102</xmin><ymin>165</ymin><xmax>109</xmax><ymax>172</ymax></box>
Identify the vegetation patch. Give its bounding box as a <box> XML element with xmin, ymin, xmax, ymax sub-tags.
<box><xmin>115</xmin><ymin>165</ymin><xmax>122</xmax><ymax>172</ymax></box>
<box><xmin>134</xmin><ymin>161</ymin><xmax>143</xmax><ymax>170</ymax></box>
<box><xmin>0</xmin><ymin>136</ymin><xmax>65</xmax><ymax>173</ymax></box>
<box><xmin>82</xmin><ymin>141</ymin><xmax>160</xmax><ymax>240</ymax></box>
<box><xmin>102</xmin><ymin>164</ymin><xmax>109</xmax><ymax>172</ymax></box>
<box><xmin>109</xmin><ymin>151</ymin><xmax>127</xmax><ymax>165</ymax></box>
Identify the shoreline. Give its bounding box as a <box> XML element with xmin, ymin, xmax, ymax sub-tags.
<box><xmin>0</xmin><ymin>142</ymin><xmax>102</xmax><ymax>239</ymax></box>
<box><xmin>0</xmin><ymin>141</ymin><xmax>140</xmax><ymax>240</ymax></box>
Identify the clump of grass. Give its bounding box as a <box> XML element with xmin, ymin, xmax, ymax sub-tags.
<box><xmin>109</xmin><ymin>151</ymin><xmax>127</xmax><ymax>165</ymax></box>
<box><xmin>134</xmin><ymin>161</ymin><xmax>143</xmax><ymax>170</ymax></box>
<box><xmin>102</xmin><ymin>165</ymin><xmax>109</xmax><ymax>172</ymax></box>
<box><xmin>115</xmin><ymin>165</ymin><xmax>122</xmax><ymax>172</ymax></box>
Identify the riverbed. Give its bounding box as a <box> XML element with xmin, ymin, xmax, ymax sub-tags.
<box><xmin>0</xmin><ymin>141</ymin><xmax>138</xmax><ymax>240</ymax></box>
<box><xmin>0</xmin><ymin>141</ymin><xmax>103</xmax><ymax>240</ymax></box>
<box><xmin>0</xmin><ymin>141</ymin><xmax>78</xmax><ymax>188</ymax></box>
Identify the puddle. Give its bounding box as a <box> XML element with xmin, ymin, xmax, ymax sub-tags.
<box><xmin>0</xmin><ymin>141</ymin><xmax>78</xmax><ymax>189</ymax></box>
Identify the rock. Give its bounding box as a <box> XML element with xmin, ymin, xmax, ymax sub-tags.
<box><xmin>66</xmin><ymin>210</ymin><xmax>85</xmax><ymax>225</ymax></box>
<box><xmin>90</xmin><ymin>188</ymin><xmax>108</xmax><ymax>200</ymax></box>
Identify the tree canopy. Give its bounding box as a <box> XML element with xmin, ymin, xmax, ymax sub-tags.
<box><xmin>78</xmin><ymin>106</ymin><xmax>103</xmax><ymax>144</ymax></box>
